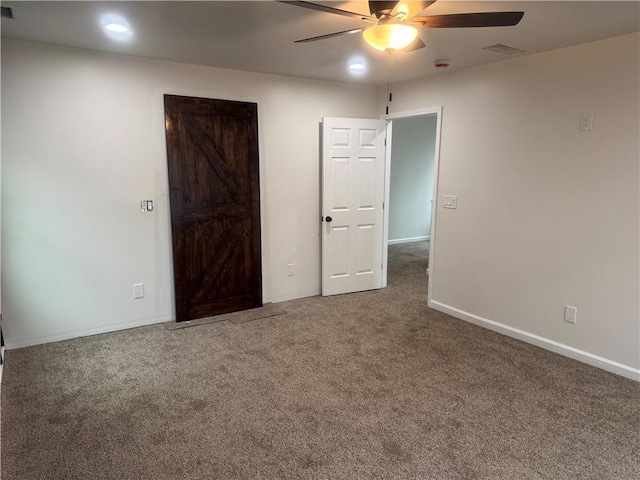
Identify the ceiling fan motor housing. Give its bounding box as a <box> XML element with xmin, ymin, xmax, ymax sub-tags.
<box><xmin>283</xmin><ymin>1</ymin><xmax>525</xmax><ymax>54</ymax></box>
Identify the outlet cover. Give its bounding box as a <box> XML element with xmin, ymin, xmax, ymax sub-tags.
<box><xmin>579</xmin><ymin>113</ymin><xmax>593</xmax><ymax>131</ymax></box>
<box><xmin>133</xmin><ymin>283</ymin><xmax>144</xmax><ymax>299</ymax></box>
<box><xmin>564</xmin><ymin>305</ymin><xmax>577</xmax><ymax>324</ymax></box>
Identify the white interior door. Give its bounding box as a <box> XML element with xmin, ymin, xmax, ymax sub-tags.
<box><xmin>321</xmin><ymin>117</ymin><xmax>387</xmax><ymax>296</ymax></box>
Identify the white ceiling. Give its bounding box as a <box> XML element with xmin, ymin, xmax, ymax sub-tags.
<box><xmin>1</xmin><ymin>1</ymin><xmax>639</xmax><ymax>86</ymax></box>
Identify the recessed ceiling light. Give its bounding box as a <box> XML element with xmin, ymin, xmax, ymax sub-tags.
<box><xmin>348</xmin><ymin>59</ymin><xmax>367</xmax><ymax>76</ymax></box>
<box><xmin>101</xmin><ymin>14</ymin><xmax>133</xmax><ymax>41</ymax></box>
<box><xmin>104</xmin><ymin>23</ymin><xmax>129</xmax><ymax>33</ymax></box>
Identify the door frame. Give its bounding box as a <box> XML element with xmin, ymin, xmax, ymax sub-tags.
<box><xmin>381</xmin><ymin>106</ymin><xmax>443</xmax><ymax>307</ymax></box>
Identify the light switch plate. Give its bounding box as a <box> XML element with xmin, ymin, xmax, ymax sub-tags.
<box><xmin>141</xmin><ymin>200</ymin><xmax>154</xmax><ymax>212</ymax></box>
<box><xmin>443</xmin><ymin>195</ymin><xmax>458</xmax><ymax>209</ymax></box>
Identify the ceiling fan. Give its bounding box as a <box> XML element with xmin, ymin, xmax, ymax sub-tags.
<box><xmin>280</xmin><ymin>1</ymin><xmax>524</xmax><ymax>52</ymax></box>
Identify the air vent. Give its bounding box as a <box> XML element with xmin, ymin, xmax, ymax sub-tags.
<box><xmin>482</xmin><ymin>43</ymin><xmax>526</xmax><ymax>55</ymax></box>
<box><xmin>1</xmin><ymin>6</ymin><xmax>14</xmax><ymax>19</ymax></box>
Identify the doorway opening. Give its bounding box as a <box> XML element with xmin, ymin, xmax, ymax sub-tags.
<box><xmin>382</xmin><ymin>108</ymin><xmax>442</xmax><ymax>306</ymax></box>
<box><xmin>319</xmin><ymin>109</ymin><xmax>441</xmax><ymax>303</ymax></box>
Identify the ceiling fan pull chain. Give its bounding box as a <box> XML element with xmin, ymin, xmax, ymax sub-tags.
<box><xmin>386</xmin><ymin>50</ymin><xmax>394</xmax><ymax>115</ymax></box>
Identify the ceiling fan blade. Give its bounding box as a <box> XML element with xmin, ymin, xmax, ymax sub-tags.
<box><xmin>412</xmin><ymin>11</ymin><xmax>524</xmax><ymax>28</ymax></box>
<box><xmin>369</xmin><ymin>1</ymin><xmax>399</xmax><ymax>18</ymax></box>
<box><xmin>294</xmin><ymin>27</ymin><xmax>368</xmax><ymax>43</ymax></box>
<box><xmin>390</xmin><ymin>1</ymin><xmax>437</xmax><ymax>21</ymax></box>
<box><xmin>279</xmin><ymin>1</ymin><xmax>374</xmax><ymax>21</ymax></box>
<box><xmin>402</xmin><ymin>36</ymin><xmax>426</xmax><ymax>52</ymax></box>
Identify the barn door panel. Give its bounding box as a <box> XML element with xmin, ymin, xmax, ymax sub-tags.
<box><xmin>164</xmin><ymin>95</ymin><xmax>262</xmax><ymax>322</ymax></box>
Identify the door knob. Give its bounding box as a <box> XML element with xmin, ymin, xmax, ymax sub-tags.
<box><xmin>325</xmin><ymin>216</ymin><xmax>333</xmax><ymax>222</ymax></box>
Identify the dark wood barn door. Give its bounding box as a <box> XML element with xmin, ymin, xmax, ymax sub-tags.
<box><xmin>164</xmin><ymin>95</ymin><xmax>262</xmax><ymax>322</ymax></box>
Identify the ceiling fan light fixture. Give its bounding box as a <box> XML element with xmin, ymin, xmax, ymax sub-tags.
<box><xmin>363</xmin><ymin>21</ymin><xmax>418</xmax><ymax>52</ymax></box>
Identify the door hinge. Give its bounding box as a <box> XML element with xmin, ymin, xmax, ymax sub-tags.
<box><xmin>382</xmin><ymin>202</ymin><xmax>385</xmax><ymax>210</ymax></box>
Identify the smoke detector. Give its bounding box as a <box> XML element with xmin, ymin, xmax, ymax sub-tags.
<box><xmin>434</xmin><ymin>60</ymin><xmax>450</xmax><ymax>69</ymax></box>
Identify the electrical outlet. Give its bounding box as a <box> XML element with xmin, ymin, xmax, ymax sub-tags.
<box><xmin>564</xmin><ymin>305</ymin><xmax>577</xmax><ymax>324</ymax></box>
<box><xmin>579</xmin><ymin>113</ymin><xmax>593</xmax><ymax>131</ymax></box>
<box><xmin>133</xmin><ymin>283</ymin><xmax>144</xmax><ymax>299</ymax></box>
<box><xmin>287</xmin><ymin>263</ymin><xmax>296</xmax><ymax>276</ymax></box>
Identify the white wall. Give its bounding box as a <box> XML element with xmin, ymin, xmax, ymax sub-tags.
<box><xmin>1</xmin><ymin>39</ymin><xmax>378</xmax><ymax>348</ymax></box>
<box><xmin>388</xmin><ymin>115</ymin><xmax>436</xmax><ymax>243</ymax></box>
<box><xmin>3</xmin><ymin>34</ymin><xmax>639</xmax><ymax>380</ymax></box>
<box><xmin>383</xmin><ymin>33</ymin><xmax>640</xmax><ymax>378</ymax></box>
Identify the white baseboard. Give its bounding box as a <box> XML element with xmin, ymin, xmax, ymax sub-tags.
<box><xmin>4</xmin><ymin>288</ymin><xmax>322</xmax><ymax>349</ymax></box>
<box><xmin>388</xmin><ymin>235</ymin><xmax>430</xmax><ymax>246</ymax></box>
<box><xmin>266</xmin><ymin>289</ymin><xmax>321</xmax><ymax>304</ymax></box>
<box><xmin>429</xmin><ymin>300</ymin><xmax>640</xmax><ymax>382</ymax></box>
<box><xmin>5</xmin><ymin>315</ymin><xmax>173</xmax><ymax>350</ymax></box>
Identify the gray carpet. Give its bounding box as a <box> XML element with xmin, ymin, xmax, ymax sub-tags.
<box><xmin>2</xmin><ymin>241</ymin><xmax>639</xmax><ymax>479</ymax></box>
